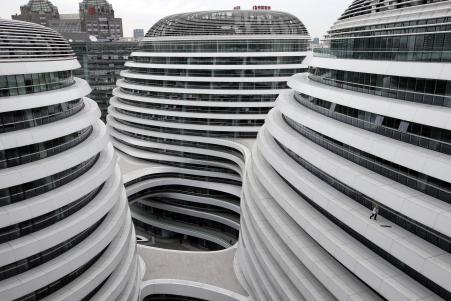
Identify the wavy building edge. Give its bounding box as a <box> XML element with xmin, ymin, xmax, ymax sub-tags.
<box><xmin>107</xmin><ymin>9</ymin><xmax>310</xmax><ymax>254</ymax></box>
<box><xmin>3</xmin><ymin>1</ymin><xmax>451</xmax><ymax>300</ymax></box>
<box><xmin>235</xmin><ymin>1</ymin><xmax>451</xmax><ymax>301</ymax></box>
<box><xmin>0</xmin><ymin>18</ymin><xmax>140</xmax><ymax>301</ymax></box>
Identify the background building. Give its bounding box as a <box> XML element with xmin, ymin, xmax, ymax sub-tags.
<box><xmin>0</xmin><ymin>18</ymin><xmax>139</xmax><ymax>300</ymax></box>
<box><xmin>71</xmin><ymin>41</ymin><xmax>137</xmax><ymax>121</ymax></box>
<box><xmin>134</xmin><ymin>28</ymin><xmax>144</xmax><ymax>40</ymax></box>
<box><xmin>48</xmin><ymin>13</ymin><xmax>82</xmax><ymax>33</ymax></box>
<box><xmin>11</xmin><ymin>0</ymin><xmax>134</xmax><ymax>122</ymax></box>
<box><xmin>107</xmin><ymin>10</ymin><xmax>310</xmax><ymax>251</ymax></box>
<box><xmin>79</xmin><ymin>0</ymin><xmax>123</xmax><ymax>41</ymax></box>
<box><xmin>13</xmin><ymin>0</ymin><xmax>122</xmax><ymax>41</ymax></box>
<box><xmin>11</xmin><ymin>0</ymin><xmax>59</xmax><ymax>26</ymax></box>
<box><xmin>236</xmin><ymin>0</ymin><xmax>451</xmax><ymax>300</ymax></box>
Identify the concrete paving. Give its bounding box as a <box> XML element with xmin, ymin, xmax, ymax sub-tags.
<box><xmin>138</xmin><ymin>245</ymin><xmax>248</xmax><ymax>296</ymax></box>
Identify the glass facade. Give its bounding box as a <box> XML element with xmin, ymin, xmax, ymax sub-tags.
<box><xmin>0</xmin><ymin>127</ymin><xmax>92</xmax><ymax>169</ymax></box>
<box><xmin>285</xmin><ymin>116</ymin><xmax>451</xmax><ymax>204</ymax></box>
<box><xmin>339</xmin><ymin>0</ymin><xmax>447</xmax><ymax>20</ymax></box>
<box><xmin>118</xmin><ymin>98</ymin><xmax>271</xmax><ymax>114</ymax></box>
<box><xmin>132</xmin><ymin>55</ymin><xmax>306</xmax><ymax>65</ymax></box>
<box><xmin>308</xmin><ymin>67</ymin><xmax>451</xmax><ymax>107</ymax></box>
<box><xmin>294</xmin><ymin>93</ymin><xmax>451</xmax><ymax>155</ymax></box>
<box><xmin>16</xmin><ymin>247</ymin><xmax>108</xmax><ymax>301</ymax></box>
<box><xmin>0</xmin><ymin>218</ymin><xmax>103</xmax><ymax>281</ymax></box>
<box><xmin>0</xmin><ymin>185</ymin><xmax>102</xmax><ymax>244</ymax></box>
<box><xmin>117</xmin><ymin>138</ymin><xmax>239</xmax><ymax>165</ymax></box>
<box><xmin>0</xmin><ymin>71</ymin><xmax>74</xmax><ymax>97</ymax></box>
<box><xmin>0</xmin><ymin>155</ymin><xmax>98</xmax><ymax>206</ymax></box>
<box><xmin>119</xmin><ymin>88</ymin><xmax>278</xmax><ymax>102</ymax></box>
<box><xmin>123</xmin><ymin>78</ymin><xmax>289</xmax><ymax>90</ymax></box>
<box><xmin>115</xmin><ymin>118</ymin><xmax>258</xmax><ymax>139</ymax></box>
<box><xmin>116</xmin><ymin>108</ymin><xmax>264</xmax><ymax>126</ymax></box>
<box><xmin>0</xmin><ymin>99</ymin><xmax>83</xmax><ymax>133</ymax></box>
<box><xmin>139</xmin><ymin>39</ymin><xmax>308</xmax><ymax>53</ymax></box>
<box><xmin>318</xmin><ymin>12</ymin><xmax>451</xmax><ymax>63</ymax></box>
<box><xmin>129</xmin><ymin>67</ymin><xmax>305</xmax><ymax>77</ymax></box>
<box><xmin>116</xmin><ymin>128</ymin><xmax>245</xmax><ymax>159</ymax></box>
<box><xmin>143</xmin><ymin>294</ymin><xmax>209</xmax><ymax>300</ymax></box>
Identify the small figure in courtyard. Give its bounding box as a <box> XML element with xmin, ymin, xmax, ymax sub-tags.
<box><xmin>369</xmin><ymin>205</ymin><xmax>379</xmax><ymax>221</ymax></box>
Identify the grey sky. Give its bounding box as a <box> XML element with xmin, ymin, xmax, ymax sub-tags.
<box><xmin>2</xmin><ymin>0</ymin><xmax>354</xmax><ymax>38</ymax></box>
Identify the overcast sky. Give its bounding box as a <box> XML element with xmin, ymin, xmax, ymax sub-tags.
<box><xmin>2</xmin><ymin>0</ymin><xmax>354</xmax><ymax>39</ymax></box>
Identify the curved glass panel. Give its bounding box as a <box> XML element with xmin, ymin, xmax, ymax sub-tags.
<box><xmin>0</xmin><ymin>71</ymin><xmax>74</xmax><ymax>97</ymax></box>
<box><xmin>0</xmin><ymin>99</ymin><xmax>84</xmax><ymax>133</ymax></box>
<box><xmin>284</xmin><ymin>115</ymin><xmax>451</xmax><ymax>204</ymax></box>
<box><xmin>0</xmin><ymin>126</ymin><xmax>93</xmax><ymax>169</ymax></box>
<box><xmin>0</xmin><ymin>154</ymin><xmax>99</xmax><ymax>206</ymax></box>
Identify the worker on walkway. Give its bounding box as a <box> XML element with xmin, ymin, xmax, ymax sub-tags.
<box><xmin>369</xmin><ymin>205</ymin><xmax>379</xmax><ymax>221</ymax></box>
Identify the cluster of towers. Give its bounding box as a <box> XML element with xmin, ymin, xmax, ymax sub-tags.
<box><xmin>12</xmin><ymin>0</ymin><xmax>123</xmax><ymax>41</ymax></box>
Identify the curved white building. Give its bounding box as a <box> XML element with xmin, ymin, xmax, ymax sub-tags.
<box><xmin>107</xmin><ymin>10</ymin><xmax>310</xmax><ymax>251</ymax></box>
<box><xmin>236</xmin><ymin>1</ymin><xmax>451</xmax><ymax>300</ymax></box>
<box><xmin>0</xmin><ymin>19</ymin><xmax>139</xmax><ymax>300</ymax></box>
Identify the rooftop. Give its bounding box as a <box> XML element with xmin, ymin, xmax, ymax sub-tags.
<box><xmin>146</xmin><ymin>10</ymin><xmax>309</xmax><ymax>37</ymax></box>
<box><xmin>0</xmin><ymin>18</ymin><xmax>75</xmax><ymax>61</ymax></box>
<box><xmin>338</xmin><ymin>0</ymin><xmax>449</xmax><ymax>20</ymax></box>
<box><xmin>21</xmin><ymin>0</ymin><xmax>58</xmax><ymax>14</ymax></box>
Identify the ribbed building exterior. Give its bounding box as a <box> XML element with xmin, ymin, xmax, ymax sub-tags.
<box><xmin>107</xmin><ymin>10</ymin><xmax>310</xmax><ymax>251</ymax></box>
<box><xmin>0</xmin><ymin>19</ymin><xmax>139</xmax><ymax>300</ymax></box>
<box><xmin>236</xmin><ymin>1</ymin><xmax>451</xmax><ymax>300</ymax></box>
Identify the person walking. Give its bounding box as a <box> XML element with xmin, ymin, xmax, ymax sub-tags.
<box><xmin>369</xmin><ymin>205</ymin><xmax>379</xmax><ymax>221</ymax></box>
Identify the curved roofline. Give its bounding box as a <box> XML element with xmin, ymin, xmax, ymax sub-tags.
<box><xmin>141</xmin><ymin>34</ymin><xmax>311</xmax><ymax>42</ymax></box>
<box><xmin>0</xmin><ymin>18</ymin><xmax>76</xmax><ymax>61</ymax></box>
<box><xmin>154</xmin><ymin>9</ymin><xmax>302</xmax><ymax>22</ymax></box>
<box><xmin>145</xmin><ymin>9</ymin><xmax>310</xmax><ymax>38</ymax></box>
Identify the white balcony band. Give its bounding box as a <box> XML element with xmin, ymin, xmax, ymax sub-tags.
<box><xmin>0</xmin><ymin>18</ymin><xmax>139</xmax><ymax>300</ymax></box>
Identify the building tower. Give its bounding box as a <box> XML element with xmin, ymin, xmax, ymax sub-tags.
<box><xmin>71</xmin><ymin>41</ymin><xmax>138</xmax><ymax>122</ymax></box>
<box><xmin>0</xmin><ymin>19</ymin><xmax>139</xmax><ymax>300</ymax></box>
<box><xmin>12</xmin><ymin>0</ymin><xmax>59</xmax><ymax>27</ymax></box>
<box><xmin>107</xmin><ymin>10</ymin><xmax>310</xmax><ymax>251</ymax></box>
<box><xmin>236</xmin><ymin>1</ymin><xmax>451</xmax><ymax>300</ymax></box>
<box><xmin>79</xmin><ymin>0</ymin><xmax>123</xmax><ymax>41</ymax></box>
<box><xmin>133</xmin><ymin>28</ymin><xmax>144</xmax><ymax>40</ymax></box>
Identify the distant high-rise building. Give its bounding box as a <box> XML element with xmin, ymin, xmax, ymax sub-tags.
<box><xmin>79</xmin><ymin>0</ymin><xmax>123</xmax><ymax>41</ymax></box>
<box><xmin>312</xmin><ymin>37</ymin><xmax>320</xmax><ymax>44</ymax></box>
<box><xmin>71</xmin><ymin>41</ymin><xmax>138</xmax><ymax>121</ymax></box>
<box><xmin>11</xmin><ymin>0</ymin><xmax>59</xmax><ymax>27</ymax></box>
<box><xmin>133</xmin><ymin>28</ymin><xmax>144</xmax><ymax>40</ymax></box>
